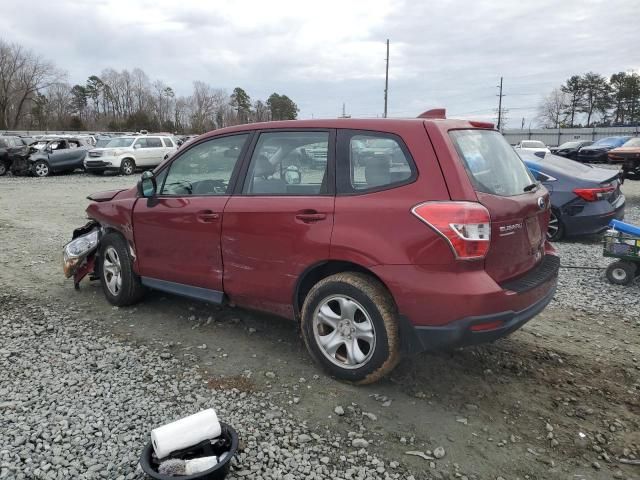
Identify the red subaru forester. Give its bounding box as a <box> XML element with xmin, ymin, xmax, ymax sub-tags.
<box><xmin>63</xmin><ymin>112</ymin><xmax>559</xmax><ymax>384</ymax></box>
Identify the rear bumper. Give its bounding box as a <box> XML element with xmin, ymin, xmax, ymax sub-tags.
<box><xmin>372</xmin><ymin>249</ymin><xmax>559</xmax><ymax>353</ymax></box>
<box><xmin>405</xmin><ymin>283</ymin><xmax>557</xmax><ymax>352</ymax></box>
<box><xmin>561</xmin><ymin>196</ymin><xmax>625</xmax><ymax>236</ymax></box>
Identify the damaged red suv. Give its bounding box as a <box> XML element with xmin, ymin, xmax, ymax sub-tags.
<box><xmin>64</xmin><ymin>111</ymin><xmax>559</xmax><ymax>384</ymax></box>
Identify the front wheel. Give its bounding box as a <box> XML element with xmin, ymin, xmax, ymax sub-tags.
<box><xmin>301</xmin><ymin>272</ymin><xmax>400</xmax><ymax>384</ymax></box>
<box><xmin>33</xmin><ymin>160</ymin><xmax>50</xmax><ymax>177</ymax></box>
<box><xmin>120</xmin><ymin>158</ymin><xmax>136</xmax><ymax>175</ymax></box>
<box><xmin>606</xmin><ymin>261</ymin><xmax>637</xmax><ymax>286</ymax></box>
<box><xmin>99</xmin><ymin>233</ymin><xmax>145</xmax><ymax>306</ymax></box>
<box><xmin>0</xmin><ymin>161</ymin><xmax>7</xmax><ymax>176</ymax></box>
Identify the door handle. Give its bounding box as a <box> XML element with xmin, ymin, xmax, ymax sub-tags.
<box><xmin>196</xmin><ymin>210</ymin><xmax>220</xmax><ymax>222</ymax></box>
<box><xmin>295</xmin><ymin>211</ymin><xmax>326</xmax><ymax>223</ymax></box>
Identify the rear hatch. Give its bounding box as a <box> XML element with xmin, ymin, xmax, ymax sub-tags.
<box><xmin>449</xmin><ymin>130</ymin><xmax>549</xmax><ymax>283</ymax></box>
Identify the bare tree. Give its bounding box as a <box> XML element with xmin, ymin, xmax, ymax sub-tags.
<box><xmin>537</xmin><ymin>88</ymin><xmax>568</xmax><ymax>128</ymax></box>
<box><xmin>189</xmin><ymin>81</ymin><xmax>228</xmax><ymax>133</ymax></box>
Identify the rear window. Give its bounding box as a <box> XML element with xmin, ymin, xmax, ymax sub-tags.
<box><xmin>450</xmin><ymin>129</ymin><xmax>535</xmax><ymax>197</ymax></box>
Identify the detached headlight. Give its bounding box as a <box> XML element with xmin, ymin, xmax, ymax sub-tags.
<box><xmin>63</xmin><ymin>230</ymin><xmax>99</xmax><ymax>277</ymax></box>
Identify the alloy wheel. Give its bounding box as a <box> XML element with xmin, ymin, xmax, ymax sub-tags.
<box><xmin>103</xmin><ymin>246</ymin><xmax>122</xmax><ymax>296</ymax></box>
<box><xmin>313</xmin><ymin>295</ymin><xmax>376</xmax><ymax>369</ymax></box>
<box><xmin>34</xmin><ymin>162</ymin><xmax>49</xmax><ymax>177</ymax></box>
<box><xmin>121</xmin><ymin>160</ymin><xmax>134</xmax><ymax>175</ymax></box>
<box><xmin>547</xmin><ymin>210</ymin><xmax>560</xmax><ymax>240</ymax></box>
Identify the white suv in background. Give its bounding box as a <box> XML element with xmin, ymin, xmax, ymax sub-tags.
<box><xmin>84</xmin><ymin>135</ymin><xmax>177</xmax><ymax>175</ymax></box>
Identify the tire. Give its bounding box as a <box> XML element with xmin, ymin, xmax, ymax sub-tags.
<box><xmin>300</xmin><ymin>272</ymin><xmax>400</xmax><ymax>384</ymax></box>
<box><xmin>99</xmin><ymin>232</ymin><xmax>144</xmax><ymax>306</ymax></box>
<box><xmin>120</xmin><ymin>158</ymin><xmax>135</xmax><ymax>175</ymax></box>
<box><xmin>547</xmin><ymin>208</ymin><xmax>564</xmax><ymax>241</ymax></box>
<box><xmin>0</xmin><ymin>162</ymin><xmax>7</xmax><ymax>176</ymax></box>
<box><xmin>605</xmin><ymin>261</ymin><xmax>637</xmax><ymax>286</ymax></box>
<box><xmin>33</xmin><ymin>160</ymin><xmax>50</xmax><ymax>177</ymax></box>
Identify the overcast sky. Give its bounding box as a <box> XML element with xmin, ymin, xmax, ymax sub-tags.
<box><xmin>2</xmin><ymin>0</ymin><xmax>638</xmax><ymax>127</ymax></box>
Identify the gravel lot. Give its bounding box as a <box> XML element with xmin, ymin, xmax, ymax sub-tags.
<box><xmin>1</xmin><ymin>172</ymin><xmax>639</xmax><ymax>480</ymax></box>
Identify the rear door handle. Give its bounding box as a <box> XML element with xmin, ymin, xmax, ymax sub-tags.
<box><xmin>197</xmin><ymin>210</ymin><xmax>220</xmax><ymax>222</ymax></box>
<box><xmin>295</xmin><ymin>211</ymin><xmax>326</xmax><ymax>223</ymax></box>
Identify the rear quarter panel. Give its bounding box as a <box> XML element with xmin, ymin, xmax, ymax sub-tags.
<box><xmin>331</xmin><ymin>122</ymin><xmax>454</xmax><ymax>266</ymax></box>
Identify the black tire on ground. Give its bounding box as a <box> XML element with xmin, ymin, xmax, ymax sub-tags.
<box><xmin>547</xmin><ymin>208</ymin><xmax>565</xmax><ymax>242</ymax></box>
<box><xmin>33</xmin><ymin>160</ymin><xmax>51</xmax><ymax>177</ymax></box>
<box><xmin>605</xmin><ymin>260</ymin><xmax>637</xmax><ymax>286</ymax></box>
<box><xmin>120</xmin><ymin>158</ymin><xmax>136</xmax><ymax>175</ymax></box>
<box><xmin>99</xmin><ymin>232</ymin><xmax>145</xmax><ymax>306</ymax></box>
<box><xmin>0</xmin><ymin>161</ymin><xmax>7</xmax><ymax>176</ymax></box>
<box><xmin>300</xmin><ymin>272</ymin><xmax>401</xmax><ymax>384</ymax></box>
<box><xmin>89</xmin><ymin>169</ymin><xmax>105</xmax><ymax>175</ymax></box>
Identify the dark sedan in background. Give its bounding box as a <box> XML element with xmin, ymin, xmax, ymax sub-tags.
<box><xmin>550</xmin><ymin>140</ymin><xmax>593</xmax><ymax>159</ymax></box>
<box><xmin>577</xmin><ymin>136</ymin><xmax>631</xmax><ymax>163</ymax></box>
<box><xmin>519</xmin><ymin>151</ymin><xmax>625</xmax><ymax>241</ymax></box>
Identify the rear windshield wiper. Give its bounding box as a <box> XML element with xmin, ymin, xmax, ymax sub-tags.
<box><xmin>523</xmin><ymin>183</ymin><xmax>538</xmax><ymax>192</ymax></box>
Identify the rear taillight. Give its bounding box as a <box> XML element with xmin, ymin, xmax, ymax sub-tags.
<box><xmin>573</xmin><ymin>185</ymin><xmax>615</xmax><ymax>202</ymax></box>
<box><xmin>411</xmin><ymin>201</ymin><xmax>491</xmax><ymax>260</ymax></box>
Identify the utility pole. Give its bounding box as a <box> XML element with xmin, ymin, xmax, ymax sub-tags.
<box><xmin>384</xmin><ymin>39</ymin><xmax>389</xmax><ymax>118</ymax></box>
<box><xmin>496</xmin><ymin>76</ymin><xmax>504</xmax><ymax>131</ymax></box>
<box><xmin>521</xmin><ymin>117</ymin><xmax>525</xmax><ymax>129</ymax></box>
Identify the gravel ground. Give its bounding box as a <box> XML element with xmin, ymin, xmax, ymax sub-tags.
<box><xmin>0</xmin><ymin>172</ymin><xmax>639</xmax><ymax>480</ymax></box>
<box><xmin>0</xmin><ymin>292</ymin><xmax>410</xmax><ymax>480</ymax></box>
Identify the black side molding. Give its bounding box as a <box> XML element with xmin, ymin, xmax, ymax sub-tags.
<box><xmin>141</xmin><ymin>277</ymin><xmax>224</xmax><ymax>304</ymax></box>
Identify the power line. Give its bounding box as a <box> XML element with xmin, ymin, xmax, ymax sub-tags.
<box><xmin>383</xmin><ymin>39</ymin><xmax>389</xmax><ymax>118</ymax></box>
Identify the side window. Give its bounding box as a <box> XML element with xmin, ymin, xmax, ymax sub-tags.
<box><xmin>243</xmin><ymin>131</ymin><xmax>330</xmax><ymax>195</ymax></box>
<box><xmin>160</xmin><ymin>134</ymin><xmax>249</xmax><ymax>196</ymax></box>
<box><xmin>147</xmin><ymin>137</ymin><xmax>162</xmax><ymax>148</ymax></box>
<box><xmin>342</xmin><ymin>132</ymin><xmax>414</xmax><ymax>192</ymax></box>
<box><xmin>134</xmin><ymin>138</ymin><xmax>148</xmax><ymax>149</ymax></box>
<box><xmin>162</xmin><ymin>137</ymin><xmax>174</xmax><ymax>147</ymax></box>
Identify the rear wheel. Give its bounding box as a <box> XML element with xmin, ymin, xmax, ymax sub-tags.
<box><xmin>120</xmin><ymin>158</ymin><xmax>135</xmax><ymax>175</ymax></box>
<box><xmin>547</xmin><ymin>208</ymin><xmax>564</xmax><ymax>241</ymax></box>
<box><xmin>605</xmin><ymin>261</ymin><xmax>636</xmax><ymax>286</ymax></box>
<box><xmin>99</xmin><ymin>233</ymin><xmax>144</xmax><ymax>306</ymax></box>
<box><xmin>300</xmin><ymin>272</ymin><xmax>400</xmax><ymax>384</ymax></box>
<box><xmin>33</xmin><ymin>160</ymin><xmax>50</xmax><ymax>177</ymax></box>
<box><xmin>0</xmin><ymin>161</ymin><xmax>7</xmax><ymax>176</ymax></box>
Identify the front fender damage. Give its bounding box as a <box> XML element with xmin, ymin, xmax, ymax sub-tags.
<box><xmin>63</xmin><ymin>220</ymin><xmax>101</xmax><ymax>289</ymax></box>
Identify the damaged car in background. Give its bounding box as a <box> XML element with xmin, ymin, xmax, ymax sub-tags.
<box><xmin>12</xmin><ymin>137</ymin><xmax>92</xmax><ymax>177</ymax></box>
<box><xmin>0</xmin><ymin>136</ymin><xmax>32</xmax><ymax>176</ymax></box>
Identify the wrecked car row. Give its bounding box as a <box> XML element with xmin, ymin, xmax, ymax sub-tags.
<box><xmin>0</xmin><ymin>136</ymin><xmax>92</xmax><ymax>177</ymax></box>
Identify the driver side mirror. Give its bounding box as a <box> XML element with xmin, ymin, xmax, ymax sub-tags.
<box><xmin>134</xmin><ymin>143</ymin><xmax>142</xmax><ymax>150</ymax></box>
<box><xmin>138</xmin><ymin>170</ymin><xmax>157</xmax><ymax>198</ymax></box>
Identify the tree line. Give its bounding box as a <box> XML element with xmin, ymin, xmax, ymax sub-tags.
<box><xmin>538</xmin><ymin>71</ymin><xmax>640</xmax><ymax>128</ymax></box>
<box><xmin>0</xmin><ymin>39</ymin><xmax>299</xmax><ymax>133</ymax></box>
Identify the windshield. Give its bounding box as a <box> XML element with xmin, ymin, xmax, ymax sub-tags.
<box><xmin>105</xmin><ymin>137</ymin><xmax>134</xmax><ymax>148</ymax></box>
<box><xmin>621</xmin><ymin>137</ymin><xmax>640</xmax><ymax>148</ymax></box>
<box><xmin>95</xmin><ymin>138</ymin><xmax>111</xmax><ymax>148</ymax></box>
<box><xmin>522</xmin><ymin>141</ymin><xmax>545</xmax><ymax>148</ymax></box>
<box><xmin>593</xmin><ymin>137</ymin><xmax>628</xmax><ymax>147</ymax></box>
<box><xmin>450</xmin><ymin>130</ymin><xmax>535</xmax><ymax>197</ymax></box>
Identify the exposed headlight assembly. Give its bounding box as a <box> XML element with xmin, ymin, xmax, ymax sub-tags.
<box><xmin>63</xmin><ymin>229</ymin><xmax>99</xmax><ymax>277</ymax></box>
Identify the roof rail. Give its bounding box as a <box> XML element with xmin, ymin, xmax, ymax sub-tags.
<box><xmin>417</xmin><ymin>108</ymin><xmax>446</xmax><ymax>119</ymax></box>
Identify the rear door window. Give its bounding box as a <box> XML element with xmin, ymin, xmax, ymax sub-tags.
<box><xmin>162</xmin><ymin>137</ymin><xmax>174</xmax><ymax>147</ymax></box>
<box><xmin>336</xmin><ymin>130</ymin><xmax>416</xmax><ymax>194</ymax></box>
<box><xmin>146</xmin><ymin>137</ymin><xmax>163</xmax><ymax>148</ymax></box>
<box><xmin>449</xmin><ymin>129</ymin><xmax>535</xmax><ymax>197</ymax></box>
